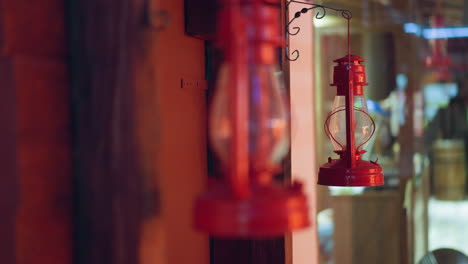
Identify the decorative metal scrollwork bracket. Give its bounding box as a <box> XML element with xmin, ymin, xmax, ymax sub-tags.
<box><xmin>286</xmin><ymin>1</ymin><xmax>352</xmax><ymax>61</ymax></box>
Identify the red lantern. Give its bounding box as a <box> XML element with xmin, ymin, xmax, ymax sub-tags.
<box><xmin>193</xmin><ymin>0</ymin><xmax>309</xmax><ymax>237</ymax></box>
<box><xmin>424</xmin><ymin>13</ymin><xmax>452</xmax><ymax>81</ymax></box>
<box><xmin>318</xmin><ymin>55</ymin><xmax>384</xmax><ymax>187</ymax></box>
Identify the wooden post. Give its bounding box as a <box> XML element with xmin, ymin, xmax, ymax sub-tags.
<box><xmin>0</xmin><ymin>60</ymin><xmax>18</xmax><ymax>264</ymax></box>
<box><xmin>67</xmin><ymin>0</ymin><xmax>160</xmax><ymax>263</ymax></box>
<box><xmin>0</xmin><ymin>0</ymin><xmax>72</xmax><ymax>263</ymax></box>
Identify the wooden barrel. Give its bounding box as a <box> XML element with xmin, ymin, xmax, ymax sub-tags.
<box><xmin>433</xmin><ymin>139</ymin><xmax>467</xmax><ymax>200</ymax></box>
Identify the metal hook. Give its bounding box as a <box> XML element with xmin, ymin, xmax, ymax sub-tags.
<box><xmin>285</xmin><ymin>1</ymin><xmax>352</xmax><ymax>61</ymax></box>
<box><xmin>286</xmin><ymin>49</ymin><xmax>300</xmax><ymax>61</ymax></box>
<box><xmin>286</xmin><ymin>17</ymin><xmax>301</xmax><ymax>35</ymax></box>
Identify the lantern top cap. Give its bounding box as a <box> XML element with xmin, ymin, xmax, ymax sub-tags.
<box><xmin>333</xmin><ymin>54</ymin><xmax>365</xmax><ymax>63</ymax></box>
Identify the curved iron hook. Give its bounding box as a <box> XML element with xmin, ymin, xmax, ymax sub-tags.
<box><xmin>286</xmin><ymin>18</ymin><xmax>301</xmax><ymax>36</ymax></box>
<box><xmin>286</xmin><ymin>49</ymin><xmax>300</xmax><ymax>61</ymax></box>
<box><xmin>285</xmin><ymin>1</ymin><xmax>352</xmax><ymax>61</ymax></box>
<box><xmin>313</xmin><ymin>6</ymin><xmax>327</xmax><ymax>19</ymax></box>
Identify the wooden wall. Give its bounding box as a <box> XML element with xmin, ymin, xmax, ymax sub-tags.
<box><xmin>154</xmin><ymin>0</ymin><xmax>209</xmax><ymax>263</ymax></box>
<box><xmin>0</xmin><ymin>0</ymin><xmax>72</xmax><ymax>264</ymax></box>
<box><xmin>332</xmin><ymin>192</ymin><xmax>401</xmax><ymax>264</ymax></box>
<box><xmin>68</xmin><ymin>0</ymin><xmax>208</xmax><ymax>263</ymax></box>
<box><xmin>287</xmin><ymin>2</ymin><xmax>319</xmax><ymax>263</ymax></box>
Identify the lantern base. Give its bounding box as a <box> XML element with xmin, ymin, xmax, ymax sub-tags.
<box><xmin>318</xmin><ymin>158</ymin><xmax>384</xmax><ymax>187</ymax></box>
<box><xmin>193</xmin><ymin>181</ymin><xmax>310</xmax><ymax>238</ymax></box>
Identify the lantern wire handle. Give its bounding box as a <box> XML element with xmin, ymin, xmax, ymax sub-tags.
<box><xmin>355</xmin><ymin>111</ymin><xmax>376</xmax><ymax>150</ymax></box>
<box><xmin>323</xmin><ymin>109</ymin><xmax>345</xmax><ymax>151</ymax></box>
<box><xmin>324</xmin><ymin>110</ymin><xmax>344</xmax><ymax>150</ymax></box>
<box><xmin>323</xmin><ymin>108</ymin><xmax>376</xmax><ymax>152</ymax></box>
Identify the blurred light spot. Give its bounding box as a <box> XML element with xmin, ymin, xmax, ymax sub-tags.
<box><xmin>404</xmin><ymin>23</ymin><xmax>421</xmax><ymax>36</ymax></box>
<box><xmin>404</xmin><ymin>23</ymin><xmax>468</xmax><ymax>39</ymax></box>
<box><xmin>423</xmin><ymin>27</ymin><xmax>468</xmax><ymax>39</ymax></box>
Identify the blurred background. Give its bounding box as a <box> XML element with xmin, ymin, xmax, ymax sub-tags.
<box><xmin>310</xmin><ymin>0</ymin><xmax>468</xmax><ymax>263</ymax></box>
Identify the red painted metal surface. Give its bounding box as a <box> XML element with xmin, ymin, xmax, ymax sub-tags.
<box><xmin>332</xmin><ymin>55</ymin><xmax>367</xmax><ymax>96</ymax></box>
<box><xmin>318</xmin><ymin>54</ymin><xmax>384</xmax><ymax>187</ymax></box>
<box><xmin>225</xmin><ymin>0</ymin><xmax>250</xmax><ymax>199</ymax></box>
<box><xmin>194</xmin><ymin>181</ymin><xmax>308</xmax><ymax>237</ymax></box>
<box><xmin>194</xmin><ymin>0</ymin><xmax>309</xmax><ymax>237</ymax></box>
<box><xmin>318</xmin><ymin>158</ymin><xmax>383</xmax><ymax>186</ymax></box>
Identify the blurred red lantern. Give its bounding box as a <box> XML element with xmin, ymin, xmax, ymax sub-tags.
<box><xmin>425</xmin><ymin>13</ymin><xmax>452</xmax><ymax>81</ymax></box>
<box><xmin>193</xmin><ymin>0</ymin><xmax>309</xmax><ymax>237</ymax></box>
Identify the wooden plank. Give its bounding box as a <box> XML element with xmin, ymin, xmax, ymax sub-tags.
<box><xmin>211</xmin><ymin>239</ymin><xmax>253</xmax><ymax>264</ymax></box>
<box><xmin>184</xmin><ymin>0</ymin><xmax>217</xmax><ymax>39</ymax></box>
<box><xmin>0</xmin><ymin>59</ymin><xmax>18</xmax><ymax>264</ymax></box>
<box><xmin>211</xmin><ymin>238</ymin><xmax>285</xmax><ymax>264</ymax></box>
<box><xmin>12</xmin><ymin>58</ymin><xmax>72</xmax><ymax>264</ymax></box>
<box><xmin>0</xmin><ymin>0</ymin><xmax>66</xmax><ymax>57</ymax></box>
<box><xmin>154</xmin><ymin>1</ymin><xmax>209</xmax><ymax>263</ymax></box>
<box><xmin>412</xmin><ymin>163</ymin><xmax>430</xmax><ymax>263</ymax></box>
<box><xmin>67</xmin><ymin>0</ymin><xmax>163</xmax><ymax>263</ymax></box>
<box><xmin>0</xmin><ymin>58</ymin><xmax>72</xmax><ymax>264</ymax></box>
<box><xmin>0</xmin><ymin>0</ymin><xmax>71</xmax><ymax>263</ymax></box>
<box><xmin>251</xmin><ymin>239</ymin><xmax>286</xmax><ymax>264</ymax></box>
<box><xmin>287</xmin><ymin>2</ymin><xmax>319</xmax><ymax>263</ymax></box>
<box><xmin>333</xmin><ymin>192</ymin><xmax>401</xmax><ymax>264</ymax></box>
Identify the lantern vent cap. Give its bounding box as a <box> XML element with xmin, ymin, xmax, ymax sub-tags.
<box><xmin>333</xmin><ymin>54</ymin><xmax>365</xmax><ymax>64</ymax></box>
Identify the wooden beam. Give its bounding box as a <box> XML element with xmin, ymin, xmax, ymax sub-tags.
<box><xmin>67</xmin><ymin>0</ymin><xmax>160</xmax><ymax>263</ymax></box>
<box><xmin>0</xmin><ymin>0</ymin><xmax>71</xmax><ymax>263</ymax></box>
<box><xmin>0</xmin><ymin>0</ymin><xmax>67</xmax><ymax>58</ymax></box>
<box><xmin>0</xmin><ymin>59</ymin><xmax>18</xmax><ymax>264</ymax></box>
<box><xmin>211</xmin><ymin>238</ymin><xmax>285</xmax><ymax>264</ymax></box>
<box><xmin>14</xmin><ymin>58</ymin><xmax>72</xmax><ymax>264</ymax></box>
<box><xmin>184</xmin><ymin>0</ymin><xmax>217</xmax><ymax>39</ymax></box>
